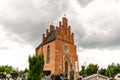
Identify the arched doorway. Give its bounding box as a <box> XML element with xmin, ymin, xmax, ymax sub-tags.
<box><xmin>65</xmin><ymin>61</ymin><xmax>68</xmax><ymax>74</ymax></box>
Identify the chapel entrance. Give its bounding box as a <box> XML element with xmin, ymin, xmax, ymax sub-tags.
<box><xmin>65</xmin><ymin>61</ymin><xmax>68</xmax><ymax>74</ymax></box>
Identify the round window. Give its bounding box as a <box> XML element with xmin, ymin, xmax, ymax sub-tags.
<box><xmin>64</xmin><ymin>45</ymin><xmax>69</xmax><ymax>52</ymax></box>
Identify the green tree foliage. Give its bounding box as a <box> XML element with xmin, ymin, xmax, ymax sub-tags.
<box><xmin>84</xmin><ymin>63</ymin><xmax>99</xmax><ymax>76</ymax></box>
<box><xmin>80</xmin><ymin>69</ymin><xmax>84</xmax><ymax>76</ymax></box>
<box><xmin>0</xmin><ymin>65</ymin><xmax>16</xmax><ymax>74</ymax></box>
<box><xmin>80</xmin><ymin>63</ymin><xmax>120</xmax><ymax>78</ymax></box>
<box><xmin>99</xmin><ymin>68</ymin><xmax>106</xmax><ymax>76</ymax></box>
<box><xmin>80</xmin><ymin>65</ymin><xmax>85</xmax><ymax>76</ymax></box>
<box><xmin>0</xmin><ymin>65</ymin><xmax>19</xmax><ymax>79</ymax></box>
<box><xmin>104</xmin><ymin>63</ymin><xmax>120</xmax><ymax>77</ymax></box>
<box><xmin>27</xmin><ymin>54</ymin><xmax>44</xmax><ymax>80</ymax></box>
<box><xmin>19</xmin><ymin>68</ymin><xmax>29</xmax><ymax>75</ymax></box>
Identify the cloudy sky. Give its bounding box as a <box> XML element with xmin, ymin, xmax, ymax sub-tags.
<box><xmin>0</xmin><ymin>0</ymin><xmax>120</xmax><ymax>70</ymax></box>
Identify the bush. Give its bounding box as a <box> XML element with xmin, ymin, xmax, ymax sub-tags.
<box><xmin>27</xmin><ymin>54</ymin><xmax>44</xmax><ymax>80</ymax></box>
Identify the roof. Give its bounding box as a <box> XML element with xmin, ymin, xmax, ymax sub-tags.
<box><xmin>83</xmin><ymin>74</ymin><xmax>109</xmax><ymax>80</ymax></box>
<box><xmin>114</xmin><ymin>73</ymin><xmax>120</xmax><ymax>79</ymax></box>
<box><xmin>43</xmin><ymin>30</ymin><xmax>56</xmax><ymax>45</ymax></box>
<box><xmin>36</xmin><ymin>30</ymin><xmax>56</xmax><ymax>50</ymax></box>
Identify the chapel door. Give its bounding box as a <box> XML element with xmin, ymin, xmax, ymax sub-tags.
<box><xmin>65</xmin><ymin>61</ymin><xmax>68</xmax><ymax>74</ymax></box>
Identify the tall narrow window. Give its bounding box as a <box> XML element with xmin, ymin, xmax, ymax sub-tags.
<box><xmin>46</xmin><ymin>45</ymin><xmax>50</xmax><ymax>63</ymax></box>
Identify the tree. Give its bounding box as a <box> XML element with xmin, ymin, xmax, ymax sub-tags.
<box><xmin>104</xmin><ymin>63</ymin><xmax>120</xmax><ymax>77</ymax></box>
<box><xmin>0</xmin><ymin>65</ymin><xmax>19</xmax><ymax>79</ymax></box>
<box><xmin>27</xmin><ymin>54</ymin><xmax>44</xmax><ymax>80</ymax></box>
<box><xmin>80</xmin><ymin>63</ymin><xmax>120</xmax><ymax>78</ymax></box>
<box><xmin>99</xmin><ymin>68</ymin><xmax>106</xmax><ymax>76</ymax></box>
<box><xmin>84</xmin><ymin>63</ymin><xmax>99</xmax><ymax>76</ymax></box>
<box><xmin>19</xmin><ymin>68</ymin><xmax>29</xmax><ymax>75</ymax></box>
<box><xmin>0</xmin><ymin>65</ymin><xmax>15</xmax><ymax>74</ymax></box>
<box><xmin>80</xmin><ymin>65</ymin><xmax>85</xmax><ymax>77</ymax></box>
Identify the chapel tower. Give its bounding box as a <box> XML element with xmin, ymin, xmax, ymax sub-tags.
<box><xmin>36</xmin><ymin>17</ymin><xmax>79</xmax><ymax>76</ymax></box>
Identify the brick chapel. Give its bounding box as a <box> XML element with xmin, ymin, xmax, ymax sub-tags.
<box><xmin>36</xmin><ymin>17</ymin><xmax>79</xmax><ymax>76</ymax></box>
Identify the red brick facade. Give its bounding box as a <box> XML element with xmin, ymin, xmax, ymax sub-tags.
<box><xmin>36</xmin><ymin>17</ymin><xmax>79</xmax><ymax>76</ymax></box>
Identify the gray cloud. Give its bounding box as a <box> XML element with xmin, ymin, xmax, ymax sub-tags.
<box><xmin>75</xmin><ymin>0</ymin><xmax>120</xmax><ymax>49</ymax></box>
<box><xmin>0</xmin><ymin>0</ymin><xmax>71</xmax><ymax>47</ymax></box>
<box><xmin>76</xmin><ymin>0</ymin><xmax>94</xmax><ymax>7</ymax></box>
<box><xmin>0</xmin><ymin>46</ymin><xmax>9</xmax><ymax>50</ymax></box>
<box><xmin>1</xmin><ymin>0</ymin><xmax>120</xmax><ymax>50</ymax></box>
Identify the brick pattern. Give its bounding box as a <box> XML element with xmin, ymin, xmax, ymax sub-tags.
<box><xmin>36</xmin><ymin>17</ymin><xmax>79</xmax><ymax>76</ymax></box>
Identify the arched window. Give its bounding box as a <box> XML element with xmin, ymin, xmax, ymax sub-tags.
<box><xmin>46</xmin><ymin>45</ymin><xmax>50</xmax><ymax>63</ymax></box>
